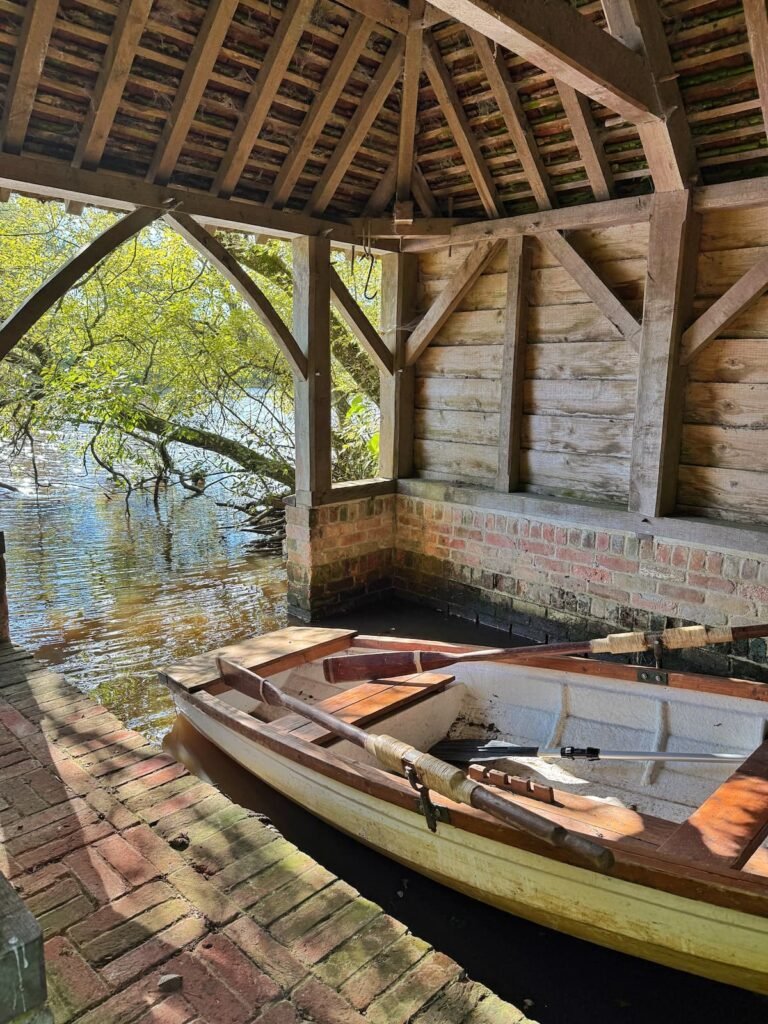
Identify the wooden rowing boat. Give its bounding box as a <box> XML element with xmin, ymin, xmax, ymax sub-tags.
<box><xmin>158</xmin><ymin>626</ymin><xmax>768</xmax><ymax>993</ymax></box>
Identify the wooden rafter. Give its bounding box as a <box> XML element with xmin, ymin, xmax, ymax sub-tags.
<box><xmin>470</xmin><ymin>32</ymin><xmax>555</xmax><ymax>211</ymax></box>
<box><xmin>412</xmin><ymin>165</ymin><xmax>438</xmax><ymax>216</ymax></box>
<box><xmin>166</xmin><ymin>212</ymin><xmax>308</xmax><ymax>378</ymax></box>
<box><xmin>555</xmin><ymin>83</ymin><xmax>613</xmax><ymax>202</ymax></box>
<box><xmin>396</xmin><ymin>0</ymin><xmax>426</xmax><ymax>211</ymax></box>
<box><xmin>73</xmin><ymin>0</ymin><xmax>154</xmax><ymax>171</ymax></box>
<box><xmin>405</xmin><ymin>239</ymin><xmax>504</xmax><ymax>365</ymax></box>
<box><xmin>329</xmin><ymin>267</ymin><xmax>394</xmax><ymax>374</ymax></box>
<box><xmin>364</xmin><ymin>158</ymin><xmax>398</xmax><ymax>216</ymax></box>
<box><xmin>0</xmin><ymin>207</ymin><xmax>160</xmax><ymax>362</ymax></box>
<box><xmin>539</xmin><ymin>230</ymin><xmax>641</xmax><ymax>348</ymax></box>
<box><xmin>213</xmin><ymin>0</ymin><xmax>315</xmax><ymax>199</ymax></box>
<box><xmin>423</xmin><ymin>33</ymin><xmax>502</xmax><ymax>218</ymax></box>
<box><xmin>743</xmin><ymin>0</ymin><xmax>768</xmax><ymax>144</ymax></box>
<box><xmin>423</xmin><ymin>0</ymin><xmax>662</xmax><ymax>124</ymax></box>
<box><xmin>147</xmin><ymin>0</ymin><xmax>240</xmax><ymax>186</ymax></box>
<box><xmin>602</xmin><ymin>0</ymin><xmax>697</xmax><ymax>191</ymax></box>
<box><xmin>1</xmin><ymin>0</ymin><xmax>58</xmax><ymax>154</ymax></box>
<box><xmin>341</xmin><ymin>0</ymin><xmax>409</xmax><ymax>34</ymax></box>
<box><xmin>267</xmin><ymin>15</ymin><xmax>374</xmax><ymax>210</ymax></box>
<box><xmin>306</xmin><ymin>39</ymin><xmax>405</xmax><ymax>216</ymax></box>
<box><xmin>681</xmin><ymin>253</ymin><xmax>768</xmax><ymax>366</ymax></box>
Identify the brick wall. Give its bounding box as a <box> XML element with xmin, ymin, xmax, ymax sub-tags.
<box><xmin>394</xmin><ymin>494</ymin><xmax>768</xmax><ymax>679</ymax></box>
<box><xmin>0</xmin><ymin>533</ymin><xmax>8</xmax><ymax>644</ymax></box>
<box><xmin>286</xmin><ymin>496</ymin><xmax>395</xmax><ymax>619</ymax></box>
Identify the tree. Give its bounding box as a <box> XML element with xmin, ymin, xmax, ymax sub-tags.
<box><xmin>0</xmin><ymin>197</ymin><xmax>382</xmax><ymax>511</ymax></box>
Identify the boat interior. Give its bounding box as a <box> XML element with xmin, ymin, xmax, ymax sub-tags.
<box><xmin>204</xmin><ymin>633</ymin><xmax>768</xmax><ymax>879</ymax></box>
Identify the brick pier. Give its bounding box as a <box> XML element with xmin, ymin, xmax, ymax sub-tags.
<box><xmin>0</xmin><ymin>644</ymin><xmax>530</xmax><ymax>1024</ymax></box>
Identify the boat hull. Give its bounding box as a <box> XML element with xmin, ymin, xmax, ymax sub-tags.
<box><xmin>175</xmin><ymin>691</ymin><xmax>768</xmax><ymax>995</ymax></box>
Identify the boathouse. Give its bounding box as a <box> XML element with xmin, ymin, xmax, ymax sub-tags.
<box><xmin>2</xmin><ymin>0</ymin><xmax>768</xmax><ymax>1020</ymax></box>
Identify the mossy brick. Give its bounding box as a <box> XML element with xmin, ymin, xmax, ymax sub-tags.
<box><xmin>255</xmin><ymin>1000</ymin><xmax>302</xmax><ymax>1024</ymax></box>
<box><xmin>270</xmin><ymin>881</ymin><xmax>356</xmax><ymax>946</ymax></box>
<box><xmin>122</xmin><ymin>774</ymin><xmax>201</xmax><ymax>814</ymax></box>
<box><xmin>184</xmin><ymin>804</ymin><xmax>252</xmax><ymax>846</ymax></box>
<box><xmin>340</xmin><ymin>934</ymin><xmax>431</xmax><ymax>1010</ymax></box>
<box><xmin>44</xmin><ymin>936</ymin><xmax>108</xmax><ymax>1024</ymax></box>
<box><xmin>75</xmin><ymin>973</ymin><xmax>165</xmax><ymax>1024</ymax></box>
<box><xmin>248</xmin><ymin>863</ymin><xmax>335</xmax><ymax>927</ymax></box>
<box><xmin>292</xmin><ymin>897</ymin><xmax>381</xmax><ymax>965</ymax></box>
<box><xmin>76</xmin><ymin>734</ymin><xmax>151</xmax><ymax>770</ymax></box>
<box><xmin>364</xmin><ymin>951</ymin><xmax>463</xmax><ymax>1024</ymax></box>
<box><xmin>167</xmin><ymin>866</ymin><xmax>239</xmax><ymax>926</ymax></box>
<box><xmin>89</xmin><ymin>746</ymin><xmax>166</xmax><ymax>780</ymax></box>
<box><xmin>14</xmin><ymin>862</ymin><xmax>70</xmax><ymax>900</ymax></box>
<box><xmin>191</xmin><ymin>933</ymin><xmax>280</xmax><ymax>1009</ymax></box>
<box><xmin>224</xmin><ymin>917</ymin><xmax>308</xmax><ymax>991</ymax></box>
<box><xmin>313</xmin><ymin>913</ymin><xmax>407</xmax><ymax>988</ymax></box>
<box><xmin>101</xmin><ymin>915</ymin><xmax>208</xmax><ymax>990</ymax></box>
<box><xmin>3</xmin><ymin>793</ymin><xmax>88</xmax><ymax>841</ymax></box>
<box><xmin>186</xmin><ymin>817</ymin><xmax>278</xmax><ymax>874</ymax></box>
<box><xmin>39</xmin><ymin>895</ymin><xmax>94</xmax><ymax>939</ymax></box>
<box><xmin>95</xmin><ymin>834</ymin><xmax>160</xmax><ymax>887</ymax></box>
<box><xmin>64</xmin><ymin>846</ymin><xmax>129</xmax><ymax>902</ymax></box>
<box><xmin>27</xmin><ymin>877</ymin><xmax>83</xmax><ymax>918</ymax></box>
<box><xmin>114</xmin><ymin>763</ymin><xmax>188</xmax><ymax>801</ymax></box>
<box><xmin>0</xmin><ymin>779</ymin><xmax>47</xmax><ymax>817</ymax></box>
<box><xmin>80</xmin><ymin>898</ymin><xmax>190</xmax><ymax>965</ymax></box>
<box><xmin>102</xmin><ymin>754</ymin><xmax>179</xmax><ymax>787</ymax></box>
<box><xmin>412</xmin><ymin>979</ymin><xmax>489</xmax><ymax>1024</ymax></box>
<box><xmin>213</xmin><ymin>836</ymin><xmax>296</xmax><ymax>892</ymax></box>
<box><xmin>66</xmin><ymin>728</ymin><xmax>141</xmax><ymax>758</ymax></box>
<box><xmin>121</xmin><ymin>824</ymin><xmax>187</xmax><ymax>876</ymax></box>
<box><xmin>154</xmin><ymin>794</ymin><xmax>234</xmax><ymax>838</ymax></box>
<box><xmin>463</xmin><ymin>994</ymin><xmax>528</xmax><ymax>1024</ymax></box>
<box><xmin>290</xmin><ymin>977</ymin><xmax>366</xmax><ymax>1024</ymax></box>
<box><xmin>132</xmin><ymin>995</ymin><xmax>193</xmax><ymax>1024</ymax></box>
<box><xmin>69</xmin><ymin>881</ymin><xmax>175</xmax><ymax>946</ymax></box>
<box><xmin>155</xmin><ymin>951</ymin><xmax>251</xmax><ymax>1024</ymax></box>
<box><xmin>143</xmin><ymin>783</ymin><xmax>216</xmax><ymax>826</ymax></box>
<box><xmin>83</xmin><ymin>788</ymin><xmax>140</xmax><ymax>831</ymax></box>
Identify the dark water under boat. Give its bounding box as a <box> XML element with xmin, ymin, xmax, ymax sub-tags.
<box><xmin>2</xmin><ymin>445</ymin><xmax>767</xmax><ymax>1024</ymax></box>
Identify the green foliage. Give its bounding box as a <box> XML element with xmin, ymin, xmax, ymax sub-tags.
<box><xmin>0</xmin><ymin>197</ymin><xmax>381</xmax><ymax>500</ymax></box>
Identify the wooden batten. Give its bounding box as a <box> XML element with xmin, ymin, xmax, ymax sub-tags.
<box><xmin>293</xmin><ymin>236</ymin><xmax>332</xmax><ymax>501</ymax></box>
<box><xmin>555</xmin><ymin>83</ymin><xmax>613</xmax><ymax>202</ymax></box>
<box><xmin>379</xmin><ymin>253</ymin><xmax>418</xmax><ymax>479</ymax></box>
<box><xmin>0</xmin><ymin>1</ymin><xmax>58</xmax><ymax>155</ymax></box>
<box><xmin>496</xmin><ymin>236</ymin><xmax>531</xmax><ymax>492</ymax></box>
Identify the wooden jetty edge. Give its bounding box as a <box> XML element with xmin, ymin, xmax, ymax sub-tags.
<box><xmin>0</xmin><ymin>642</ymin><xmax>531</xmax><ymax>1024</ymax></box>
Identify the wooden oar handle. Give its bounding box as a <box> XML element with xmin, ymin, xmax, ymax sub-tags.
<box><xmin>591</xmin><ymin>624</ymin><xmax>738</xmax><ymax>655</ymax></box>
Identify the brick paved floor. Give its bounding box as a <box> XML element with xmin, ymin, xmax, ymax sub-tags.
<box><xmin>0</xmin><ymin>643</ymin><xmax>533</xmax><ymax>1024</ymax></box>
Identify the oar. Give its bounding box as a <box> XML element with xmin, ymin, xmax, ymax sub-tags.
<box><xmin>217</xmin><ymin>656</ymin><xmax>614</xmax><ymax>873</ymax></box>
<box><xmin>322</xmin><ymin>622</ymin><xmax>768</xmax><ymax>683</ymax></box>
<box><xmin>430</xmin><ymin>740</ymin><xmax>749</xmax><ymax>764</ymax></box>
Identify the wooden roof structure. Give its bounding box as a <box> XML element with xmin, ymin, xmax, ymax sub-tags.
<box><xmin>0</xmin><ymin>0</ymin><xmax>767</xmax><ymax>243</ymax></box>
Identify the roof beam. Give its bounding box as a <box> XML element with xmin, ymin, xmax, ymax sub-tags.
<box><xmin>267</xmin><ymin>15</ymin><xmax>373</xmax><ymax>210</ymax></box>
<box><xmin>539</xmin><ymin>229</ymin><xmax>641</xmax><ymax>349</ymax></box>
<box><xmin>336</xmin><ymin>0</ymin><xmax>409</xmax><ymax>35</ymax></box>
<box><xmin>147</xmin><ymin>0</ymin><xmax>240</xmax><ymax>186</ymax></box>
<box><xmin>555</xmin><ymin>82</ymin><xmax>613</xmax><ymax>201</ymax></box>
<box><xmin>306</xmin><ymin>39</ymin><xmax>405</xmax><ymax>216</ymax></box>
<box><xmin>329</xmin><ymin>266</ymin><xmax>394</xmax><ymax>374</ymax></box>
<box><xmin>423</xmin><ymin>0</ymin><xmax>662</xmax><ymax>124</ymax></box>
<box><xmin>0</xmin><ymin>207</ymin><xmax>160</xmax><ymax>362</ymax></box>
<box><xmin>166</xmin><ymin>212</ymin><xmax>308</xmax><ymax>377</ymax></box>
<box><xmin>743</xmin><ymin>0</ymin><xmax>768</xmax><ymax>153</ymax></box>
<box><xmin>423</xmin><ymin>33</ymin><xmax>503</xmax><ymax>218</ymax></box>
<box><xmin>470</xmin><ymin>32</ymin><xmax>555</xmax><ymax>210</ymax></box>
<box><xmin>681</xmin><ymin>253</ymin><xmax>768</xmax><ymax>366</ymax></box>
<box><xmin>405</xmin><ymin>239</ymin><xmax>504</xmax><ymax>364</ymax></box>
<box><xmin>602</xmin><ymin>0</ymin><xmax>697</xmax><ymax>190</ymax></box>
<box><xmin>213</xmin><ymin>0</ymin><xmax>315</xmax><ymax>199</ymax></box>
<box><xmin>73</xmin><ymin>0</ymin><xmax>154</xmax><ymax>171</ymax></box>
<box><xmin>412</xmin><ymin>164</ymin><xmax>438</xmax><ymax>216</ymax></box>
<box><xmin>1</xmin><ymin>0</ymin><xmax>58</xmax><ymax>154</ymax></box>
<box><xmin>396</xmin><ymin>0</ymin><xmax>425</xmax><ymax>213</ymax></box>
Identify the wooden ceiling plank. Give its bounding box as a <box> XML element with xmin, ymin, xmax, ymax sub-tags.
<box><xmin>0</xmin><ymin>206</ymin><xmax>161</xmax><ymax>362</ymax></box>
<box><xmin>555</xmin><ymin>81</ymin><xmax>613</xmax><ymax>201</ymax></box>
<box><xmin>422</xmin><ymin>0</ymin><xmax>662</xmax><ymax>124</ymax></box>
<box><xmin>267</xmin><ymin>15</ymin><xmax>374</xmax><ymax>209</ymax></box>
<box><xmin>405</xmin><ymin>239</ymin><xmax>504</xmax><ymax>364</ymax></box>
<box><xmin>213</xmin><ymin>0</ymin><xmax>316</xmax><ymax>198</ymax></box>
<box><xmin>147</xmin><ymin>0</ymin><xmax>240</xmax><ymax>186</ymax></box>
<box><xmin>681</xmin><ymin>253</ymin><xmax>768</xmax><ymax>366</ymax></box>
<box><xmin>470</xmin><ymin>31</ymin><xmax>555</xmax><ymax>210</ymax></box>
<box><xmin>306</xmin><ymin>38</ymin><xmax>405</xmax><ymax>216</ymax></box>
<box><xmin>539</xmin><ymin>229</ymin><xmax>641</xmax><ymax>349</ymax></box>
<box><xmin>423</xmin><ymin>32</ymin><xmax>503</xmax><ymax>218</ymax></box>
<box><xmin>1</xmin><ymin>0</ymin><xmax>59</xmax><ymax>154</ymax></box>
<box><xmin>396</xmin><ymin>0</ymin><xmax>426</xmax><ymax>208</ymax></box>
<box><xmin>166</xmin><ymin>212</ymin><xmax>308</xmax><ymax>377</ymax></box>
<box><xmin>602</xmin><ymin>0</ymin><xmax>697</xmax><ymax>191</ymax></box>
<box><xmin>329</xmin><ymin>266</ymin><xmax>394</xmax><ymax>374</ymax></box>
<box><xmin>73</xmin><ymin>0</ymin><xmax>154</xmax><ymax>171</ymax></box>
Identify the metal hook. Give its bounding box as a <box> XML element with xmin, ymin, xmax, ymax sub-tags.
<box><xmin>363</xmin><ymin>253</ymin><xmax>378</xmax><ymax>301</ymax></box>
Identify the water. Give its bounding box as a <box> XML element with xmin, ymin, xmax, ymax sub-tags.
<box><xmin>0</xmin><ymin>437</ymin><xmax>287</xmax><ymax>743</ymax></box>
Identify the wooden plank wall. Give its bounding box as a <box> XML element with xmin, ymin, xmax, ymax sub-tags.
<box><xmin>679</xmin><ymin>208</ymin><xmax>768</xmax><ymax>525</ymax></box>
<box><xmin>414</xmin><ymin>225</ymin><xmax>646</xmax><ymax>501</ymax></box>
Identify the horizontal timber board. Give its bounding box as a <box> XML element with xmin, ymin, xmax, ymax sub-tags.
<box><xmin>523</xmin><ymin>414</ymin><xmax>633</xmax><ymax>457</ymax></box>
<box><xmin>414</xmin><ymin>408</ymin><xmax>500</xmax><ymax>444</ymax></box>
<box><xmin>682</xmin><ymin>424</ymin><xmax>768</xmax><ymax>472</ymax></box>
<box><xmin>526</xmin><ymin>340</ymin><xmax>638</xmax><ymax>379</ymax></box>
<box><xmin>524</xmin><ymin>379</ymin><xmax>637</xmax><ymax>418</ymax></box>
<box><xmin>416</xmin><ymin>344</ymin><xmax>502</xmax><ymax>378</ymax></box>
<box><xmin>414</xmin><ymin>439</ymin><xmax>498</xmax><ymax>479</ymax></box>
<box><xmin>684</xmin><ymin>382</ymin><xmax>768</xmax><ymax>427</ymax></box>
<box><xmin>415</xmin><ymin>377</ymin><xmax>502</xmax><ymax>412</ymax></box>
<box><xmin>521</xmin><ymin>450</ymin><xmax>630</xmax><ymax>502</ymax></box>
<box><xmin>697</xmin><ymin>246</ymin><xmax>768</xmax><ymax>297</ymax></box>
<box><xmin>689</xmin><ymin>339</ymin><xmax>768</xmax><ymax>382</ymax></box>
<box><xmin>678</xmin><ymin>465</ymin><xmax>768</xmax><ymax>521</ymax></box>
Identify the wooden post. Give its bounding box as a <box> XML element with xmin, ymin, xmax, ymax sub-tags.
<box><xmin>629</xmin><ymin>190</ymin><xmax>699</xmax><ymax>516</ymax></box>
<box><xmin>379</xmin><ymin>252</ymin><xmax>417</xmax><ymax>479</ymax></box>
<box><xmin>292</xmin><ymin>236</ymin><xmax>332</xmax><ymax>503</ymax></box>
<box><xmin>497</xmin><ymin>235</ymin><xmax>531</xmax><ymax>492</ymax></box>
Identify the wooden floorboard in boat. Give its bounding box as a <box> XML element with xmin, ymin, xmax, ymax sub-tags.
<box><xmin>271</xmin><ymin>672</ymin><xmax>454</xmax><ymax>746</ymax></box>
<box><xmin>657</xmin><ymin>739</ymin><xmax>768</xmax><ymax>870</ymax></box>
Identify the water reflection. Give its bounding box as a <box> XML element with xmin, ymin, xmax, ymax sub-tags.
<box><xmin>0</xmin><ymin>438</ymin><xmax>287</xmax><ymax>742</ymax></box>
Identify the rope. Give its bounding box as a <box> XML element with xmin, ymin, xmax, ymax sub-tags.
<box><xmin>590</xmin><ymin>624</ymin><xmax>735</xmax><ymax>655</ymax></box>
<box><xmin>590</xmin><ymin>631</ymin><xmax>647</xmax><ymax>654</ymax></box>
<box><xmin>364</xmin><ymin>734</ymin><xmax>479</xmax><ymax>804</ymax></box>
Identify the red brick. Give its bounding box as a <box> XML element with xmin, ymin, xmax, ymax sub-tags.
<box><xmin>45</xmin><ymin>936</ymin><xmax>109</xmax><ymax>1023</ymax></box>
<box><xmin>65</xmin><ymin>846</ymin><xmax>130</xmax><ymax>902</ymax></box>
<box><xmin>116</xmin><ymin>762</ymin><xmax>188</xmax><ymax>800</ymax></box>
<box><xmin>80</xmin><ymin>899</ymin><xmax>190</xmax><ymax>966</ymax></box>
<box><xmin>255</xmin><ymin>1002</ymin><xmax>301</xmax><ymax>1024</ymax></box>
<box><xmin>168</xmin><ymin>867</ymin><xmax>239</xmax><ymax>926</ymax></box>
<box><xmin>144</xmin><ymin>784</ymin><xmax>213</xmax><ymax>825</ymax></box>
<box><xmin>0</xmin><ymin>704</ymin><xmax>37</xmax><ymax>737</ymax></box>
<box><xmin>76</xmin><ymin>975</ymin><xmax>164</xmax><ymax>1024</ymax></box>
<box><xmin>657</xmin><ymin>583</ymin><xmax>705</xmax><ymax>604</ymax></box>
<box><xmin>291</xmin><ymin>977</ymin><xmax>366</xmax><ymax>1024</ymax></box>
<box><xmin>16</xmin><ymin>820</ymin><xmax>114</xmax><ymax>871</ymax></box>
<box><xmin>122</xmin><ymin>824</ymin><xmax>187</xmax><ymax>875</ymax></box>
<box><xmin>687</xmin><ymin>573</ymin><xmax>735</xmax><ymax>594</ymax></box>
<box><xmin>97</xmin><ymin>833</ymin><xmax>160</xmax><ymax>887</ymax></box>
<box><xmin>69</xmin><ymin>881</ymin><xmax>175</xmax><ymax>946</ymax></box>
<box><xmin>27</xmin><ymin>765</ymin><xmax>70</xmax><ymax>805</ymax></box>
<box><xmin>101</xmin><ymin>916</ymin><xmax>209</xmax><ymax>988</ymax></box>
<box><xmin>224</xmin><ymin>917</ymin><xmax>307</xmax><ymax>991</ymax></box>
<box><xmin>135</xmin><ymin>995</ymin><xmax>198</xmax><ymax>1024</ymax></box>
<box><xmin>161</xmin><ymin>952</ymin><xmax>251</xmax><ymax>1024</ymax></box>
<box><xmin>85</xmin><ymin>788</ymin><xmax>141</xmax><ymax>831</ymax></box>
<box><xmin>191</xmin><ymin>933</ymin><xmax>280</xmax><ymax>1008</ymax></box>
<box><xmin>39</xmin><ymin>893</ymin><xmax>94</xmax><ymax>938</ymax></box>
<box><xmin>14</xmin><ymin>861</ymin><xmax>70</xmax><ymax>899</ymax></box>
<box><xmin>68</xmin><ymin>729</ymin><xmax>144</xmax><ymax>757</ymax></box>
<box><xmin>103</xmin><ymin>754</ymin><xmax>178</xmax><ymax>787</ymax></box>
<box><xmin>364</xmin><ymin>951</ymin><xmax>462</xmax><ymax>1024</ymax></box>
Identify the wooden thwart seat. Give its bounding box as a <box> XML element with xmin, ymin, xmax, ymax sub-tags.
<box><xmin>658</xmin><ymin>739</ymin><xmax>768</xmax><ymax>870</ymax></box>
<box><xmin>270</xmin><ymin>672</ymin><xmax>454</xmax><ymax>746</ymax></box>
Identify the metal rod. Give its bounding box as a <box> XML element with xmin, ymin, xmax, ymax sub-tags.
<box><xmin>431</xmin><ymin>741</ymin><xmax>747</xmax><ymax>764</ymax></box>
